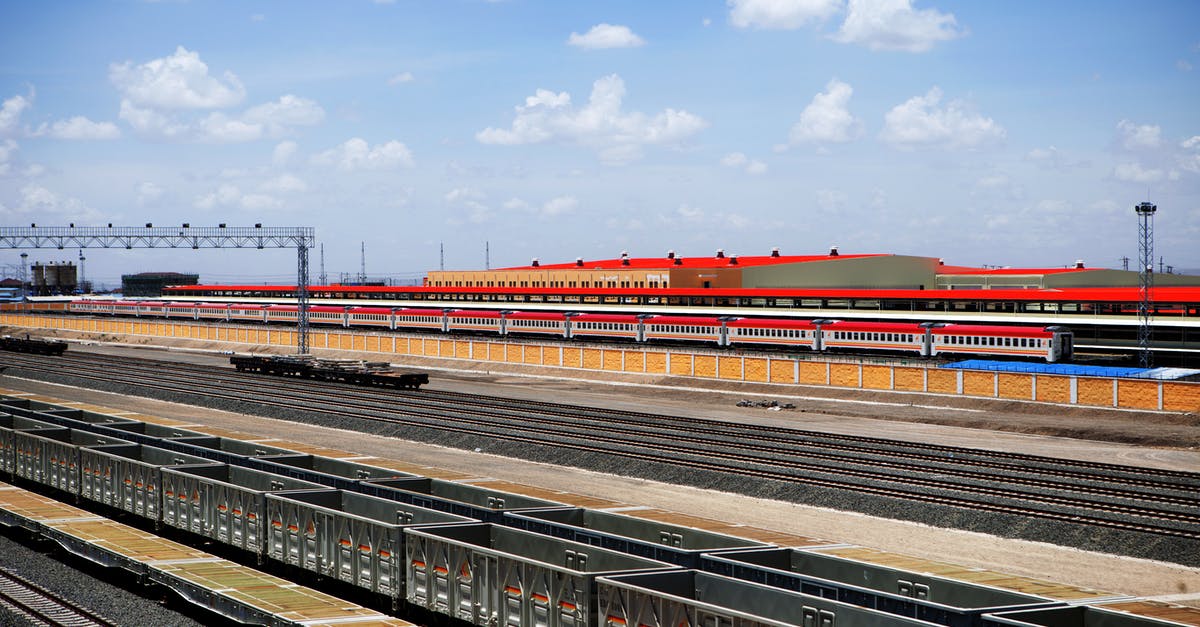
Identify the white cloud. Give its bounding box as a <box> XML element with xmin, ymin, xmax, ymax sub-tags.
<box><xmin>1179</xmin><ymin>59</ymin><xmax>1194</xmax><ymax>72</ymax></box>
<box><xmin>242</xmin><ymin>95</ymin><xmax>325</xmax><ymax>135</ymax></box>
<box><xmin>260</xmin><ymin>174</ymin><xmax>307</xmax><ymax>194</ymax></box>
<box><xmin>502</xmin><ymin>198</ymin><xmax>529</xmax><ymax>211</ymax></box>
<box><xmin>833</xmin><ymin>0</ymin><xmax>962</xmax><ymax>52</ymax></box>
<box><xmin>118</xmin><ymin>99</ymin><xmax>188</xmax><ymax>140</ymax></box>
<box><xmin>720</xmin><ymin>152</ymin><xmax>767</xmax><ymax>174</ymax></box>
<box><xmin>272</xmin><ymin>141</ymin><xmax>298</xmax><ymax>166</ymax></box>
<box><xmin>110</xmin><ymin>49</ymin><xmax>322</xmax><ymax>143</ymax></box>
<box><xmin>790</xmin><ymin>79</ymin><xmax>862</xmax><ymax>144</ymax></box>
<box><xmin>311</xmin><ymin>138</ymin><xmax>415</xmax><ymax>171</ymax></box>
<box><xmin>976</xmin><ymin>174</ymin><xmax>1009</xmax><ymax>188</ymax></box>
<box><xmin>240</xmin><ymin>193</ymin><xmax>283</xmax><ymax>210</ymax></box>
<box><xmin>136</xmin><ymin>182</ymin><xmax>164</xmax><ymax>206</ymax></box>
<box><xmin>0</xmin><ymin>93</ymin><xmax>32</xmax><ymax>136</ymax></box>
<box><xmin>1113</xmin><ymin>162</ymin><xmax>1164</xmax><ymax>183</ymax></box>
<box><xmin>476</xmin><ymin>74</ymin><xmax>707</xmax><ymax>164</ymax></box>
<box><xmin>193</xmin><ymin>183</ymin><xmax>282</xmax><ymax>210</ymax></box>
<box><xmin>677</xmin><ymin>204</ymin><xmax>704</xmax><ymax>221</ymax></box>
<box><xmin>0</xmin><ymin>139</ymin><xmax>18</xmax><ymax>175</ymax></box>
<box><xmin>445</xmin><ymin>187</ymin><xmax>485</xmax><ymax>203</ymax></box>
<box><xmin>567</xmin><ymin>24</ymin><xmax>646</xmax><ymax>49</ymax></box>
<box><xmin>1116</xmin><ymin>119</ymin><xmax>1162</xmax><ymax>150</ymax></box>
<box><xmin>7</xmin><ymin>185</ymin><xmax>104</xmax><ymax>222</ymax></box>
<box><xmin>388</xmin><ymin>72</ymin><xmax>414</xmax><ymax>85</ymax></box>
<box><xmin>540</xmin><ymin>195</ymin><xmax>578</xmax><ymax>216</ymax></box>
<box><xmin>728</xmin><ymin>0</ymin><xmax>841</xmax><ymax>29</ymax></box>
<box><xmin>1180</xmin><ymin>136</ymin><xmax>1200</xmax><ymax>174</ymax></box>
<box><xmin>816</xmin><ymin>188</ymin><xmax>848</xmax><ymax>210</ymax></box>
<box><xmin>880</xmin><ymin>87</ymin><xmax>1004</xmax><ymax>149</ymax></box>
<box><xmin>720</xmin><ymin>152</ymin><xmax>748</xmax><ymax>167</ymax></box>
<box><xmin>197</xmin><ymin>112</ymin><xmax>262</xmax><ymax>143</ymax></box>
<box><xmin>37</xmin><ymin>116</ymin><xmax>121</xmax><ymax>140</ymax></box>
<box><xmin>110</xmin><ymin>46</ymin><xmax>245</xmax><ymax>110</ymax></box>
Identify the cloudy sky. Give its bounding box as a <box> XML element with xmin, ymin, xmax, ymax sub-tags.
<box><xmin>2</xmin><ymin>1</ymin><xmax>1198</xmax><ymax>287</ymax></box>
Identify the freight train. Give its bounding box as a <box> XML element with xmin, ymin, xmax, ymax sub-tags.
<box><xmin>0</xmin><ymin>395</ymin><xmax>1141</xmax><ymax>627</ymax></box>
<box><xmin>67</xmin><ymin>299</ymin><xmax>1074</xmax><ymax>362</ymax></box>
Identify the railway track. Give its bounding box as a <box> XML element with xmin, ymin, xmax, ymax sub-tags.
<box><xmin>3</xmin><ymin>351</ymin><xmax>1198</xmax><ymax>540</ymax></box>
<box><xmin>0</xmin><ymin>568</ymin><xmax>116</xmax><ymax>627</ymax></box>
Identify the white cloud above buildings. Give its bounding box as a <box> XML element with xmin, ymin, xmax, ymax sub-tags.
<box><xmin>879</xmin><ymin>87</ymin><xmax>1004</xmax><ymax>149</ymax></box>
<box><xmin>720</xmin><ymin>152</ymin><xmax>767</xmax><ymax>174</ymax></box>
<box><xmin>109</xmin><ymin>47</ymin><xmax>323</xmax><ymax>142</ymax></box>
<box><xmin>36</xmin><ymin>117</ymin><xmax>121</xmax><ymax>140</ymax></box>
<box><xmin>727</xmin><ymin>0</ymin><xmax>841</xmax><ymax>30</ymax></box>
<box><xmin>833</xmin><ymin>0</ymin><xmax>962</xmax><ymax>52</ymax></box>
<box><xmin>310</xmin><ymin>138</ymin><xmax>414</xmax><ymax>171</ymax></box>
<box><xmin>789</xmin><ymin>79</ymin><xmax>863</xmax><ymax>145</ymax></box>
<box><xmin>1116</xmin><ymin>119</ymin><xmax>1163</xmax><ymax>151</ymax></box>
<box><xmin>729</xmin><ymin>0</ymin><xmax>961</xmax><ymax>52</ymax></box>
<box><xmin>567</xmin><ymin>24</ymin><xmax>645</xmax><ymax>49</ymax></box>
<box><xmin>0</xmin><ymin>93</ymin><xmax>32</xmax><ymax>136</ymax></box>
<box><xmin>475</xmin><ymin>74</ymin><xmax>707</xmax><ymax>164</ymax></box>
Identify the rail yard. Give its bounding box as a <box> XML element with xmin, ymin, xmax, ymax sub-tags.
<box><xmin>0</xmin><ymin>327</ymin><xmax>1196</xmax><ymax>626</ymax></box>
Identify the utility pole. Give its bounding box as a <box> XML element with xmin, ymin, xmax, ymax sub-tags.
<box><xmin>1135</xmin><ymin>202</ymin><xmax>1156</xmax><ymax>367</ymax></box>
<box><xmin>486</xmin><ymin>241</ymin><xmax>490</xmax><ymax>270</ymax></box>
<box><xmin>318</xmin><ymin>243</ymin><xmax>327</xmax><ymax>285</ymax></box>
<box><xmin>440</xmin><ymin>242</ymin><xmax>444</xmax><ymax>272</ymax></box>
<box><xmin>358</xmin><ymin>241</ymin><xmax>367</xmax><ymax>284</ymax></box>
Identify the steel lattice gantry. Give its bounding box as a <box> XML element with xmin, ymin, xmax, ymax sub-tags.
<box><xmin>0</xmin><ymin>225</ymin><xmax>317</xmax><ymax>354</ymax></box>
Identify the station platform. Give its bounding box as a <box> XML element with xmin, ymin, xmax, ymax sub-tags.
<box><xmin>0</xmin><ymin>482</ymin><xmax>412</xmax><ymax>626</ymax></box>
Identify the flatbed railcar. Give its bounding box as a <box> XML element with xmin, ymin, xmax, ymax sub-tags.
<box><xmin>0</xmin><ymin>335</ymin><xmax>68</xmax><ymax>355</ymax></box>
<box><xmin>66</xmin><ymin>299</ymin><xmax>1073</xmax><ymax>362</ymax></box>
<box><xmin>230</xmin><ymin>354</ymin><xmax>428</xmax><ymax>389</ymax></box>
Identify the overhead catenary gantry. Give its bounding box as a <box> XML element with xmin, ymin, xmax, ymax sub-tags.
<box><xmin>0</xmin><ymin>224</ymin><xmax>317</xmax><ymax>354</ymax></box>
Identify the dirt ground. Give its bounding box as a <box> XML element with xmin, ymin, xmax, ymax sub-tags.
<box><xmin>3</xmin><ymin>327</ymin><xmax>1200</xmax><ymax>603</ymax></box>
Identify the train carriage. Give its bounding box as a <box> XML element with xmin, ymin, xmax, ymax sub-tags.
<box><xmin>162</xmin><ymin>301</ymin><xmax>198</xmax><ymax>320</ymax></box>
<box><xmin>567</xmin><ymin>313</ymin><xmax>644</xmax><ymax>342</ymax></box>
<box><xmin>819</xmin><ymin>321</ymin><xmax>928</xmax><ymax>355</ymax></box>
<box><xmin>642</xmin><ymin>315</ymin><xmax>725</xmax><ymax>346</ymax></box>
<box><xmin>347</xmin><ymin>306</ymin><xmax>395</xmax><ymax>329</ymax></box>
<box><xmin>445</xmin><ymin>309</ymin><xmax>502</xmax><ymax>335</ymax></box>
<box><xmin>228</xmin><ymin>303</ymin><xmax>269</xmax><ymax>323</ymax></box>
<box><xmin>929</xmin><ymin>324</ymin><xmax>1072</xmax><ymax>363</ymax></box>
<box><xmin>502</xmin><ymin>311</ymin><xmax>569</xmax><ymax>338</ymax></box>
<box><xmin>726</xmin><ymin>318</ymin><xmax>820</xmax><ymax>351</ymax></box>
<box><xmin>196</xmin><ymin>302</ymin><xmax>233</xmax><ymax>322</ymax></box>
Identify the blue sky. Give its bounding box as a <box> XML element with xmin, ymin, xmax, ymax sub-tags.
<box><xmin>1</xmin><ymin>0</ymin><xmax>1198</xmax><ymax>287</ymax></box>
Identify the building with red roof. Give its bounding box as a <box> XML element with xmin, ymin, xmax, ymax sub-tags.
<box><xmin>426</xmin><ymin>248</ymin><xmax>1200</xmax><ymax>292</ymax></box>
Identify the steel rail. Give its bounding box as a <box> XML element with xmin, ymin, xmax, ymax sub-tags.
<box><xmin>2</xmin><ymin>355</ymin><xmax>1197</xmax><ymax>538</ymax></box>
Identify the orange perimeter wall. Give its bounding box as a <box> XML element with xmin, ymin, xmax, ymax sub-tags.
<box><xmin>4</xmin><ymin>313</ymin><xmax>1197</xmax><ymax>413</ymax></box>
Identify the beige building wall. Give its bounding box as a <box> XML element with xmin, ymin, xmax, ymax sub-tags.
<box><xmin>742</xmin><ymin>255</ymin><xmax>938</xmax><ymax>290</ymax></box>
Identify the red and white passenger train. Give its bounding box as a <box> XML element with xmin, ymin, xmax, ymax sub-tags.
<box><xmin>68</xmin><ymin>299</ymin><xmax>1074</xmax><ymax>362</ymax></box>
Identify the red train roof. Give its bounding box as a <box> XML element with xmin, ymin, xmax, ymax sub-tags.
<box><xmin>505</xmin><ymin>311</ymin><xmax>568</xmax><ymax>320</ymax></box>
<box><xmin>646</xmin><ymin>315</ymin><xmax>725</xmax><ymax>325</ymax></box>
<box><xmin>163</xmin><ymin>284</ymin><xmax>1200</xmax><ymax>304</ymax></box>
<box><xmin>571</xmin><ymin>313</ymin><xmax>645</xmax><ymax>323</ymax></box>
<box><xmin>726</xmin><ymin>318</ymin><xmax>819</xmax><ymax>329</ymax></box>
<box><xmin>935</xmin><ymin>324</ymin><xmax>1056</xmax><ymax>337</ymax></box>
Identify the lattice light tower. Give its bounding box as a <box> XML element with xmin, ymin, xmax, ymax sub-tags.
<box><xmin>0</xmin><ymin>225</ymin><xmax>316</xmax><ymax>354</ymax></box>
<box><xmin>1135</xmin><ymin>202</ymin><xmax>1156</xmax><ymax>367</ymax></box>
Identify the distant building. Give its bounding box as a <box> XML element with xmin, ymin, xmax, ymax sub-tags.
<box><xmin>31</xmin><ymin>262</ymin><xmax>78</xmax><ymax>296</ymax></box>
<box><xmin>122</xmin><ymin>272</ymin><xmax>200</xmax><ymax>297</ymax></box>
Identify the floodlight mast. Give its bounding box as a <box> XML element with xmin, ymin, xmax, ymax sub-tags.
<box><xmin>1134</xmin><ymin>202</ymin><xmax>1156</xmax><ymax>368</ymax></box>
<box><xmin>0</xmin><ymin>225</ymin><xmax>317</xmax><ymax>354</ymax></box>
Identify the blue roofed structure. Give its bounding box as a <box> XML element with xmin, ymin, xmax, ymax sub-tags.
<box><xmin>940</xmin><ymin>360</ymin><xmax>1200</xmax><ymax>381</ymax></box>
